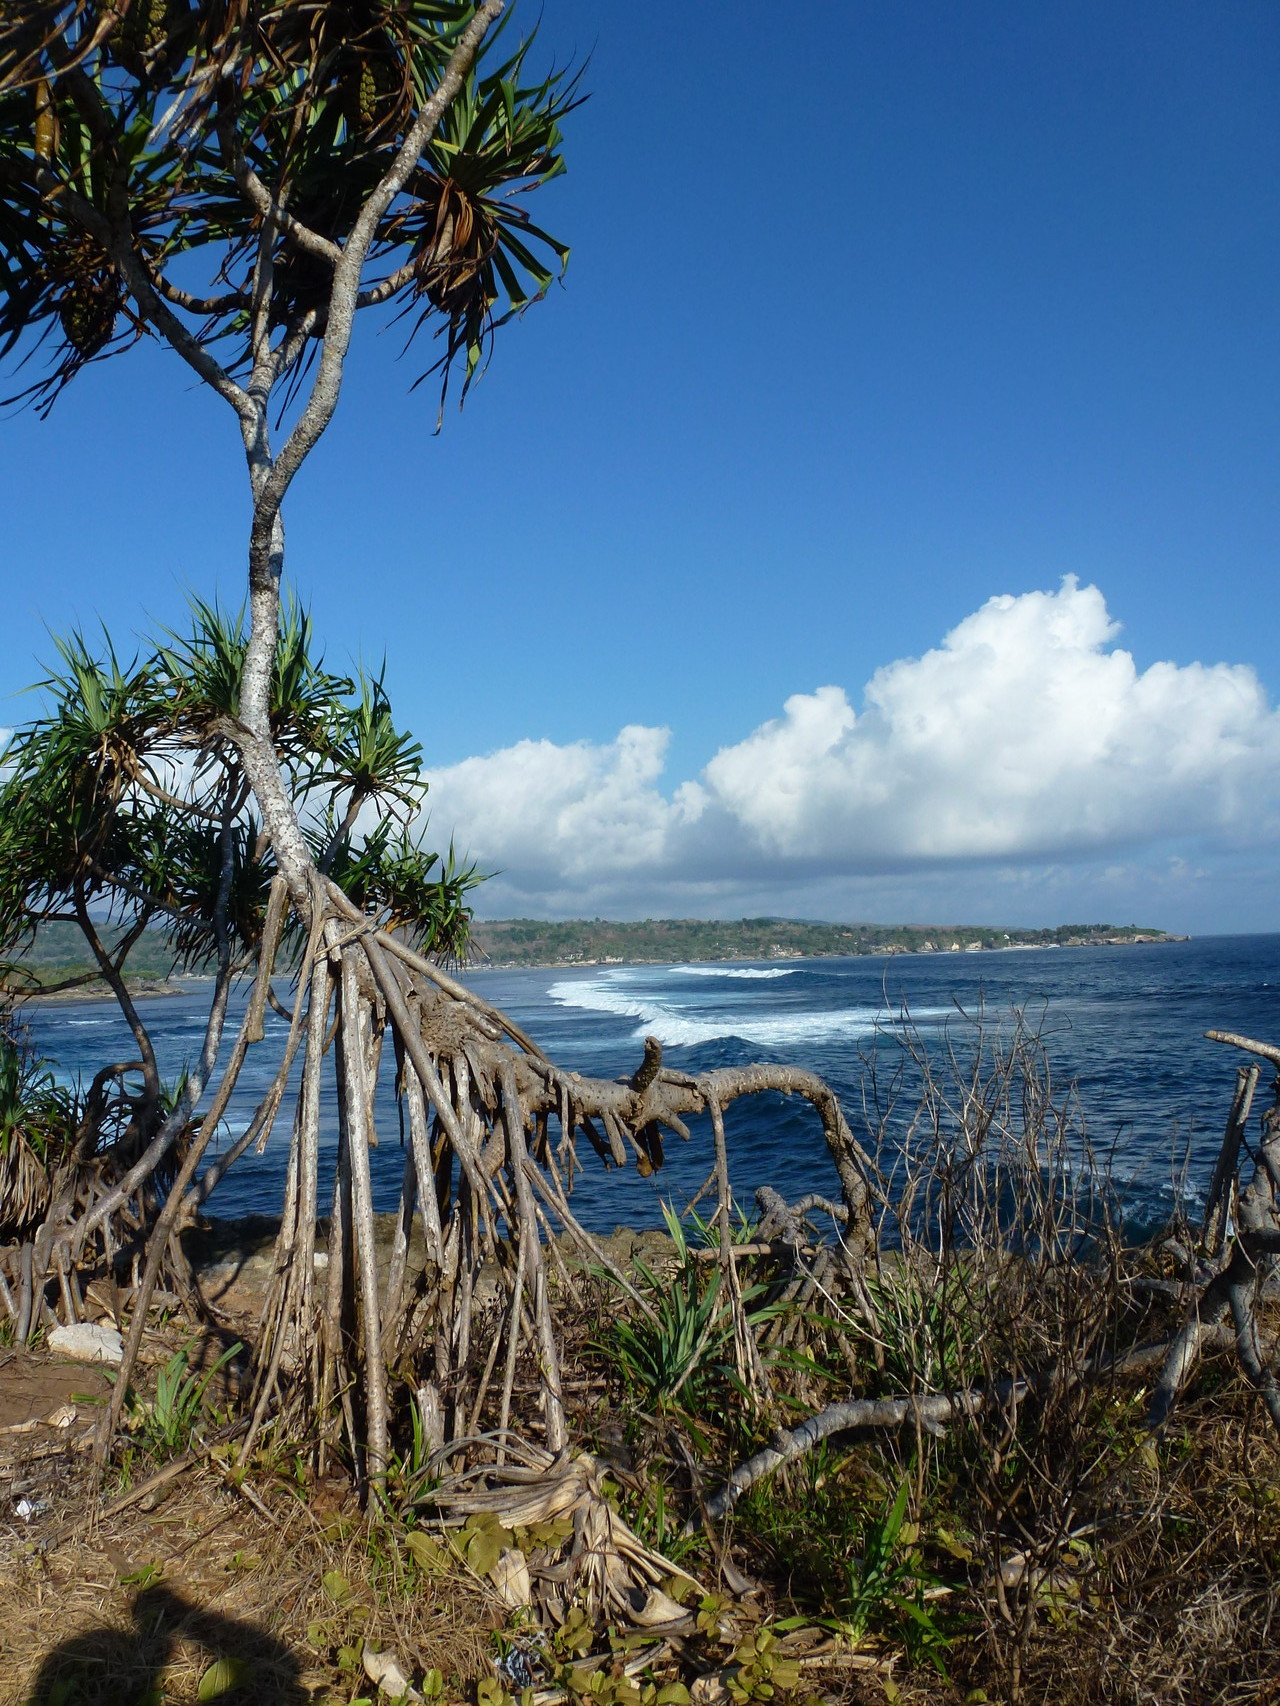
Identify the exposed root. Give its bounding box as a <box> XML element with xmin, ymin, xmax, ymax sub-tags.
<box><xmin>3</xmin><ymin>880</ymin><xmax>879</xmax><ymax>1493</ymax></box>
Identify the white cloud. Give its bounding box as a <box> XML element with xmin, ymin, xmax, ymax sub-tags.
<box><xmin>698</xmin><ymin>578</ymin><xmax>1276</xmax><ymax>863</ymax></box>
<box><xmin>425</xmin><ymin>724</ymin><xmax>704</xmax><ymax>880</ymax></box>
<box><xmin>421</xmin><ymin>578</ymin><xmax>1280</xmax><ymax>918</ymax></box>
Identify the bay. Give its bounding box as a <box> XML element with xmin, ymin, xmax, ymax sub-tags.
<box><xmin>22</xmin><ymin>934</ymin><xmax>1280</xmax><ymax>1234</ymax></box>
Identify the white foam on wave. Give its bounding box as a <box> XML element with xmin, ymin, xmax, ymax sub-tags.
<box><xmin>546</xmin><ymin>971</ymin><xmax>922</xmax><ymax>1050</ymax></box>
<box><xmin>669</xmin><ymin>965</ymin><xmax>797</xmax><ymax>980</ymax></box>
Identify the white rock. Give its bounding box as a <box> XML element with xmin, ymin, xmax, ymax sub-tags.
<box><xmin>47</xmin><ymin>1322</ymin><xmax>124</xmax><ymax>1365</ymax></box>
<box><xmin>362</xmin><ymin>1646</ymin><xmax>421</xmax><ymax>1701</ymax></box>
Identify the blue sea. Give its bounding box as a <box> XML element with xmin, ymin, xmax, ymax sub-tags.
<box><xmin>22</xmin><ymin>935</ymin><xmax>1280</xmax><ymax>1234</ymax></box>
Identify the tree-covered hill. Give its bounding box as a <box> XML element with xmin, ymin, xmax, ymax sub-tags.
<box><xmin>469</xmin><ymin>917</ymin><xmax>1180</xmax><ymax>968</ymax></box>
<box><xmin>2</xmin><ymin>920</ymin><xmax>190</xmax><ymax>996</ymax></box>
<box><xmin>4</xmin><ymin>915</ymin><xmax>1181</xmax><ymax>994</ymax></box>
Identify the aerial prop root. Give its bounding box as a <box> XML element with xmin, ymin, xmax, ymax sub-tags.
<box><xmin>6</xmin><ymin>880</ymin><xmax>880</xmax><ymax>1488</ymax></box>
<box><xmin>243</xmin><ymin>895</ymin><xmax>882</xmax><ymax>1480</ymax></box>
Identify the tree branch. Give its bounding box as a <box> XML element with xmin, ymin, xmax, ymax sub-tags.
<box><xmin>71</xmin><ymin>829</ymin><xmax>243</xmax><ymax>1253</ymax></box>
<box><xmin>256</xmin><ymin>0</ymin><xmax>504</xmax><ymax>529</ymax></box>
<box><xmin>29</xmin><ymin>164</ymin><xmax>252</xmax><ymax>419</ymax></box>
<box><xmin>355</xmin><ymin>261</ymin><xmax>418</xmax><ymax>309</ymax></box>
<box><xmin>1206</xmin><ymin>1029</ymin><xmax>1280</xmax><ymax>1070</ymax></box>
<box><xmin>72</xmin><ymin>880</ymin><xmax>160</xmax><ymax>1114</ymax></box>
<box><xmin>149</xmin><ymin>270</ymin><xmax>248</xmax><ymax>317</ymax></box>
<box><xmin>11</xmin><ymin>969</ymin><xmax>106</xmax><ymax>998</ymax></box>
<box><xmin>217</xmin><ymin>116</ymin><xmax>342</xmax><ymax>267</ymax></box>
<box><xmin>267</xmin><ymin>310</ymin><xmax>322</xmax><ymax>387</ymax></box>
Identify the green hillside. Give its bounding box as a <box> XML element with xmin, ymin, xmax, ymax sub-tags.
<box><xmin>468</xmin><ymin>917</ymin><xmax>1179</xmax><ymax>968</ymax></box>
<box><xmin>3</xmin><ymin>915</ymin><xmax>1180</xmax><ymax>996</ymax></box>
<box><xmin>3</xmin><ymin>920</ymin><xmax>195</xmax><ymax>997</ymax></box>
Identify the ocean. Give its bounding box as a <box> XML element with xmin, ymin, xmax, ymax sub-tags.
<box><xmin>22</xmin><ymin>934</ymin><xmax>1280</xmax><ymax>1234</ymax></box>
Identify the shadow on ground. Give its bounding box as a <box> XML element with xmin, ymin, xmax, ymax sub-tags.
<box><xmin>22</xmin><ymin>1582</ymin><xmax>306</xmax><ymax>1704</ymax></box>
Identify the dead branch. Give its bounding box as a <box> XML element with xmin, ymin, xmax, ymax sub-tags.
<box><xmin>1149</xmin><ymin>1032</ymin><xmax>1280</xmax><ymax>1436</ymax></box>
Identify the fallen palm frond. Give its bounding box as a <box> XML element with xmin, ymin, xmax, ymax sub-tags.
<box><xmin>409</xmin><ymin>1441</ymin><xmax>706</xmax><ymax>1626</ymax></box>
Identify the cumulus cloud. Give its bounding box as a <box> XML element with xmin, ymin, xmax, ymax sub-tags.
<box><xmin>698</xmin><ymin>578</ymin><xmax>1276</xmax><ymax>863</ymax></box>
<box><xmin>421</xmin><ymin>578</ymin><xmax>1280</xmax><ymax>913</ymax></box>
<box><xmin>423</xmin><ymin>724</ymin><xmax>704</xmax><ymax>881</ymax></box>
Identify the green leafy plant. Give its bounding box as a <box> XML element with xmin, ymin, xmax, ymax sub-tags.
<box><xmin>553</xmin><ymin>1606</ymin><xmax>594</xmax><ymax>1660</ymax></box>
<box><xmin>817</xmin><ymin>1481</ymin><xmax>952</xmax><ymax>1674</ymax></box>
<box><xmin>0</xmin><ymin>1014</ymin><xmax>79</xmax><ymax>1240</ymax></box>
<box><xmin>124</xmin><ymin>1339</ymin><xmax>242</xmax><ymax>1458</ymax></box>
<box><xmin>742</xmin><ymin>1466</ymin><xmax>953</xmax><ymax>1676</ymax></box>
<box><xmin>620</xmin><ymin>1471</ymin><xmax>702</xmax><ymax>1568</ymax></box>
<box><xmin>723</xmin><ymin>1625</ymin><xmax>802</xmax><ymax>1705</ymax></box>
<box><xmin>196</xmin><ymin>1656</ymin><xmax>248</xmax><ymax>1701</ymax></box>
<box><xmin>599</xmin><ymin>1204</ymin><xmax>774</xmax><ymax>1412</ymax></box>
<box><xmin>863</xmin><ymin>1264</ymin><xmax>985</xmax><ymax>1396</ymax></box>
<box><xmin>557</xmin><ymin>1667</ymin><xmax>691</xmax><ymax>1706</ymax></box>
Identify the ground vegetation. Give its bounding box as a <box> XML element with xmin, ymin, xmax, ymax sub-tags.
<box><xmin>0</xmin><ymin>8</ymin><xmax>1277</xmax><ymax>1706</ymax></box>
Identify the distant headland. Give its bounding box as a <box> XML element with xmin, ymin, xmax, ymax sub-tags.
<box><xmin>469</xmin><ymin>917</ymin><xmax>1184</xmax><ymax>970</ymax></box>
<box><xmin>2</xmin><ymin>916</ymin><xmax>1185</xmax><ymax>998</ymax></box>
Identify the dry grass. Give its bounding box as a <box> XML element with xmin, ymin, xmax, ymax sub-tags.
<box><xmin>994</xmin><ymin>1386</ymin><xmax>1280</xmax><ymax>1706</ymax></box>
<box><xmin>7</xmin><ymin>1007</ymin><xmax>1280</xmax><ymax>1706</ymax></box>
<box><xmin>4</xmin><ymin>1309</ymin><xmax>1280</xmax><ymax>1706</ymax></box>
<box><xmin>0</xmin><ymin>1443</ymin><xmax>499</xmax><ymax>1706</ymax></box>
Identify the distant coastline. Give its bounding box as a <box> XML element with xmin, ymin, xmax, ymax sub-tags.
<box><xmin>23</xmin><ymin>977</ymin><xmax>189</xmax><ymax>1006</ymax></box>
<box><xmin>468</xmin><ymin>917</ymin><xmax>1185</xmax><ymax>972</ymax></box>
<box><xmin>3</xmin><ymin>917</ymin><xmax>1186</xmax><ymax>1003</ymax></box>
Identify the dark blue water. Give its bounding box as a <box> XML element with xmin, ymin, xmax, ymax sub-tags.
<box><xmin>22</xmin><ymin>936</ymin><xmax>1280</xmax><ymax>1232</ymax></box>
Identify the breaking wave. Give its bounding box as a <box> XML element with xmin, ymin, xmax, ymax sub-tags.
<box><xmin>669</xmin><ymin>965</ymin><xmax>797</xmax><ymax>980</ymax></box>
<box><xmin>547</xmin><ymin>969</ymin><xmax>899</xmax><ymax>1050</ymax></box>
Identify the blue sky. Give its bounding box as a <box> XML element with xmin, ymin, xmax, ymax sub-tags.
<box><xmin>5</xmin><ymin>1</ymin><xmax>1280</xmax><ymax>931</ymax></box>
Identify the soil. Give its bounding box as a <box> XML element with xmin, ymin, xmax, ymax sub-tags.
<box><xmin>0</xmin><ymin>1351</ymin><xmax>110</xmax><ymax>1432</ymax></box>
<box><xmin>0</xmin><ymin>1382</ymin><xmax>501</xmax><ymax>1706</ymax></box>
<box><xmin>0</xmin><ymin>1444</ymin><xmax>341</xmax><ymax>1703</ymax></box>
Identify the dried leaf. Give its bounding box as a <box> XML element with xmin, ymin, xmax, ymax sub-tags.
<box><xmin>490</xmin><ymin>1546</ymin><xmax>532</xmax><ymax>1607</ymax></box>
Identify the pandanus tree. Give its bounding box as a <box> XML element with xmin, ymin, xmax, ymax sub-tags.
<box><xmin>0</xmin><ymin>0</ymin><xmax>879</xmax><ymax>1500</ymax></box>
<box><xmin>0</xmin><ymin>605</ymin><xmax>479</xmax><ymax>1321</ymax></box>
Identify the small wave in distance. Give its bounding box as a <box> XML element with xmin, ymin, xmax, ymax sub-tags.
<box><xmin>669</xmin><ymin>965</ymin><xmax>797</xmax><ymax>980</ymax></box>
